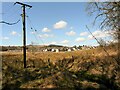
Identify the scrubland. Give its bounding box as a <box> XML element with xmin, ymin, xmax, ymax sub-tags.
<box><xmin>1</xmin><ymin>44</ymin><xmax>120</xmax><ymax>89</ymax></box>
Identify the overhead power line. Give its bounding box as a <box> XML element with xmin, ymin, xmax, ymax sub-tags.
<box><xmin>27</xmin><ymin>18</ymin><xmax>40</xmax><ymax>44</ymax></box>
<box><xmin>86</xmin><ymin>25</ymin><xmax>110</xmax><ymax>57</ymax></box>
<box><xmin>2</xmin><ymin>3</ymin><xmax>15</xmax><ymax>15</ymax></box>
<box><xmin>0</xmin><ymin>19</ymin><xmax>20</xmax><ymax>25</ymax></box>
<box><xmin>86</xmin><ymin>25</ymin><xmax>120</xmax><ymax>66</ymax></box>
<box><xmin>27</xmin><ymin>16</ymin><xmax>45</xmax><ymax>46</ymax></box>
<box><xmin>2</xmin><ymin>3</ymin><xmax>21</xmax><ymax>19</ymax></box>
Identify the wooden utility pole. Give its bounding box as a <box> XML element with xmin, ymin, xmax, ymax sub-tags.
<box><xmin>14</xmin><ymin>2</ymin><xmax>32</xmax><ymax>68</ymax></box>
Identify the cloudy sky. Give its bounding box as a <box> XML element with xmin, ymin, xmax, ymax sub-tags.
<box><xmin>1</xmin><ymin>2</ymin><xmax>112</xmax><ymax>46</ymax></box>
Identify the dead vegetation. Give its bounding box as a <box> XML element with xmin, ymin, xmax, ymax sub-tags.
<box><xmin>1</xmin><ymin>45</ymin><xmax>120</xmax><ymax>89</ymax></box>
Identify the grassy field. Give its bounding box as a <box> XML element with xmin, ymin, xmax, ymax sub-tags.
<box><xmin>1</xmin><ymin>45</ymin><xmax>120</xmax><ymax>89</ymax></box>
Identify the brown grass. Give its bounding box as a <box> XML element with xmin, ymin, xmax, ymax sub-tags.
<box><xmin>1</xmin><ymin>46</ymin><xmax>120</xmax><ymax>89</ymax></box>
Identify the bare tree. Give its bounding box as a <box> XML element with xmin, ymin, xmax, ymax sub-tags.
<box><xmin>86</xmin><ymin>2</ymin><xmax>120</xmax><ymax>61</ymax></box>
<box><xmin>99</xmin><ymin>38</ymin><xmax>107</xmax><ymax>47</ymax></box>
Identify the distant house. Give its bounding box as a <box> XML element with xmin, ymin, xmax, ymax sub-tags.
<box><xmin>61</xmin><ymin>48</ymin><xmax>67</xmax><ymax>52</ymax></box>
<box><xmin>42</xmin><ymin>46</ymin><xmax>84</xmax><ymax>52</ymax></box>
<box><xmin>51</xmin><ymin>48</ymin><xmax>55</xmax><ymax>52</ymax></box>
<box><xmin>55</xmin><ymin>49</ymin><xmax>59</xmax><ymax>52</ymax></box>
<box><xmin>43</xmin><ymin>49</ymin><xmax>48</xmax><ymax>52</ymax></box>
<box><xmin>92</xmin><ymin>46</ymin><xmax>97</xmax><ymax>49</ymax></box>
<box><xmin>45</xmin><ymin>48</ymin><xmax>51</xmax><ymax>51</ymax></box>
<box><xmin>72</xmin><ymin>48</ymin><xmax>76</xmax><ymax>51</ymax></box>
<box><xmin>81</xmin><ymin>45</ymin><xmax>94</xmax><ymax>50</ymax></box>
<box><xmin>68</xmin><ymin>48</ymin><xmax>71</xmax><ymax>52</ymax></box>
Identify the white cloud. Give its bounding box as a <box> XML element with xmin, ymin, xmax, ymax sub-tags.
<box><xmin>39</xmin><ymin>34</ymin><xmax>54</xmax><ymax>38</ymax></box>
<box><xmin>88</xmin><ymin>30</ymin><xmax>110</xmax><ymax>40</ymax></box>
<box><xmin>11</xmin><ymin>31</ymin><xmax>17</xmax><ymax>35</ymax></box>
<box><xmin>31</xmin><ymin>31</ymin><xmax>36</xmax><ymax>34</ymax></box>
<box><xmin>49</xmin><ymin>42</ymin><xmax>57</xmax><ymax>44</ymax></box>
<box><xmin>42</xmin><ymin>27</ymin><xmax>51</xmax><ymax>32</ymax></box>
<box><xmin>45</xmin><ymin>41</ymin><xmax>57</xmax><ymax>45</ymax></box>
<box><xmin>75</xmin><ymin>37</ymin><xmax>85</xmax><ymax>42</ymax></box>
<box><xmin>1</xmin><ymin>37</ymin><xmax>9</xmax><ymax>40</ymax></box>
<box><xmin>93</xmin><ymin>31</ymin><xmax>106</xmax><ymax>37</ymax></box>
<box><xmin>54</xmin><ymin>20</ymin><xmax>67</xmax><ymax>29</ymax></box>
<box><xmin>61</xmin><ymin>40</ymin><xmax>69</xmax><ymax>44</ymax></box>
<box><xmin>66</xmin><ymin>30</ymin><xmax>76</xmax><ymax>36</ymax></box>
<box><xmin>10</xmin><ymin>31</ymin><xmax>21</xmax><ymax>36</ymax></box>
<box><xmin>80</xmin><ymin>32</ymin><xmax>88</xmax><ymax>36</ymax></box>
<box><xmin>88</xmin><ymin>35</ymin><xmax>93</xmax><ymax>39</ymax></box>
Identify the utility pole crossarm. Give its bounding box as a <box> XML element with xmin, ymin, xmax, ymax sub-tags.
<box><xmin>14</xmin><ymin>2</ymin><xmax>32</xmax><ymax>8</ymax></box>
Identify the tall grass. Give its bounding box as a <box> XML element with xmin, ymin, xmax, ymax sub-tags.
<box><xmin>2</xmin><ymin>46</ymin><xmax>120</xmax><ymax>89</ymax></box>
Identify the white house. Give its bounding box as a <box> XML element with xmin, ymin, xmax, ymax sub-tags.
<box><xmin>72</xmin><ymin>48</ymin><xmax>76</xmax><ymax>51</ymax></box>
<box><xmin>43</xmin><ymin>49</ymin><xmax>48</xmax><ymax>52</ymax></box>
<box><xmin>51</xmin><ymin>48</ymin><xmax>55</xmax><ymax>52</ymax></box>
<box><xmin>55</xmin><ymin>49</ymin><xmax>59</xmax><ymax>52</ymax></box>
<box><xmin>68</xmin><ymin>48</ymin><xmax>71</xmax><ymax>52</ymax></box>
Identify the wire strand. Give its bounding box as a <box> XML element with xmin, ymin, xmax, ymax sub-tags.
<box><xmin>0</xmin><ymin>19</ymin><xmax>20</xmax><ymax>25</ymax></box>
<box><xmin>27</xmin><ymin>16</ymin><xmax>45</xmax><ymax>46</ymax></box>
<box><xmin>86</xmin><ymin>25</ymin><xmax>119</xmax><ymax>66</ymax></box>
<box><xmin>2</xmin><ymin>3</ymin><xmax>15</xmax><ymax>15</ymax></box>
<box><xmin>2</xmin><ymin>5</ymin><xmax>21</xmax><ymax>20</ymax></box>
<box><xmin>86</xmin><ymin>25</ymin><xmax>110</xmax><ymax>56</ymax></box>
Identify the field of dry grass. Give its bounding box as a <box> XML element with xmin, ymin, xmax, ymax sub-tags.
<box><xmin>1</xmin><ymin>45</ymin><xmax>120</xmax><ymax>89</ymax></box>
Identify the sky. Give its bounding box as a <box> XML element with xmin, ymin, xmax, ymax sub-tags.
<box><xmin>1</xmin><ymin>2</ymin><xmax>112</xmax><ymax>46</ymax></box>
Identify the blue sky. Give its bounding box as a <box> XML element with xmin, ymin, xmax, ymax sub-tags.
<box><xmin>1</xmin><ymin>2</ymin><xmax>111</xmax><ymax>46</ymax></box>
